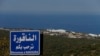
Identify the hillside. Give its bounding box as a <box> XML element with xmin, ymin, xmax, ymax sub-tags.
<box><xmin>0</xmin><ymin>29</ymin><xmax>100</xmax><ymax>56</ymax></box>
<box><xmin>43</xmin><ymin>35</ymin><xmax>100</xmax><ymax>56</ymax></box>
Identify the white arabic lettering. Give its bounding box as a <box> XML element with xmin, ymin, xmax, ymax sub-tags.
<box><xmin>13</xmin><ymin>33</ymin><xmax>37</xmax><ymax>43</ymax></box>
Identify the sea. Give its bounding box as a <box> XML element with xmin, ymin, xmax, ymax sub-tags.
<box><xmin>0</xmin><ymin>13</ymin><xmax>100</xmax><ymax>34</ymax></box>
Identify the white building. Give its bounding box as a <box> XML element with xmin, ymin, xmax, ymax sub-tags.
<box><xmin>88</xmin><ymin>33</ymin><xmax>98</xmax><ymax>37</ymax></box>
<box><xmin>47</xmin><ymin>29</ymin><xmax>66</xmax><ymax>33</ymax></box>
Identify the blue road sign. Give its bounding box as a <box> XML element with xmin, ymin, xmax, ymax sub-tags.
<box><xmin>10</xmin><ymin>30</ymin><xmax>40</xmax><ymax>55</ymax></box>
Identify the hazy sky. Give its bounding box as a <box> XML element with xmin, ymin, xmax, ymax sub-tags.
<box><xmin>0</xmin><ymin>0</ymin><xmax>100</xmax><ymax>14</ymax></box>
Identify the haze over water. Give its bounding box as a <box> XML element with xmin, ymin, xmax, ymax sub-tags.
<box><xmin>0</xmin><ymin>0</ymin><xmax>100</xmax><ymax>34</ymax></box>
<box><xmin>0</xmin><ymin>13</ymin><xmax>100</xmax><ymax>34</ymax></box>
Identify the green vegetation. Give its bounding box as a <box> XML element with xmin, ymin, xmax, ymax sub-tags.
<box><xmin>43</xmin><ymin>35</ymin><xmax>100</xmax><ymax>56</ymax></box>
<box><xmin>0</xmin><ymin>30</ymin><xmax>100</xmax><ymax>56</ymax></box>
<box><xmin>0</xmin><ymin>30</ymin><xmax>9</xmax><ymax>56</ymax></box>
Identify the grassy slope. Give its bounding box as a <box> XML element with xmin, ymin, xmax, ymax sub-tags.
<box><xmin>43</xmin><ymin>35</ymin><xmax>100</xmax><ymax>56</ymax></box>
<box><xmin>0</xmin><ymin>30</ymin><xmax>100</xmax><ymax>56</ymax></box>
